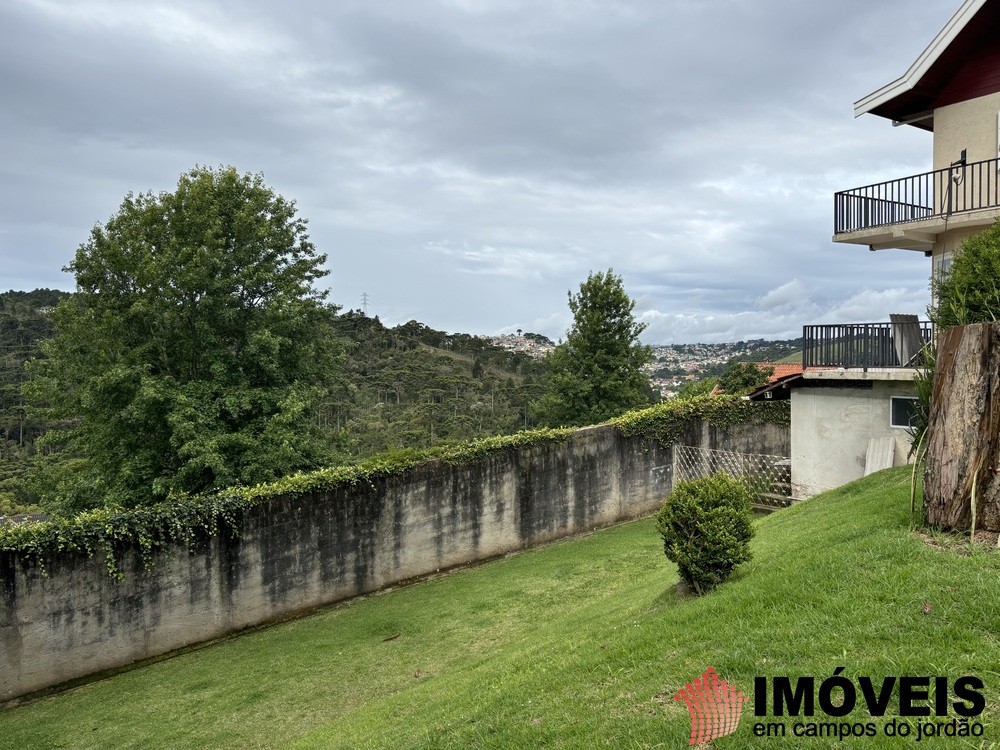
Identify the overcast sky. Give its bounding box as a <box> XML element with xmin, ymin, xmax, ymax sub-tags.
<box><xmin>0</xmin><ymin>0</ymin><xmax>958</xmax><ymax>343</ymax></box>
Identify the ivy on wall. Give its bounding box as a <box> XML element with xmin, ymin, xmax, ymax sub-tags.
<box><xmin>612</xmin><ymin>394</ymin><xmax>789</xmax><ymax>446</ymax></box>
<box><xmin>0</xmin><ymin>427</ymin><xmax>574</xmax><ymax>577</ymax></box>
<box><xmin>0</xmin><ymin>398</ymin><xmax>787</xmax><ymax>577</ymax></box>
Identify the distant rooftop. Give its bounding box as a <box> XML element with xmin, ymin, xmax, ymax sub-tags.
<box><xmin>759</xmin><ymin>363</ymin><xmax>804</xmax><ymax>384</ymax></box>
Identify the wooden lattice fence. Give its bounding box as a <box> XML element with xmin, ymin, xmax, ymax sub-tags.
<box><xmin>671</xmin><ymin>445</ymin><xmax>793</xmax><ymax>511</ymax></box>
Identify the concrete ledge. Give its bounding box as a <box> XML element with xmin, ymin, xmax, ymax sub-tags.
<box><xmin>803</xmin><ymin>368</ymin><xmax>921</xmax><ymax>382</ymax></box>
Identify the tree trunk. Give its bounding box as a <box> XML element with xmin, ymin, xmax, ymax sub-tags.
<box><xmin>924</xmin><ymin>323</ymin><xmax>1000</xmax><ymax>531</ymax></box>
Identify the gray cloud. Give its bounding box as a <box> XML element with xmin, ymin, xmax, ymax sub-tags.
<box><xmin>1</xmin><ymin>0</ymin><xmax>954</xmax><ymax>341</ymax></box>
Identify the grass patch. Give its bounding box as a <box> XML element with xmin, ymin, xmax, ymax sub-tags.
<box><xmin>2</xmin><ymin>467</ymin><xmax>998</xmax><ymax>748</ymax></box>
<box><xmin>776</xmin><ymin>350</ymin><xmax>802</xmax><ymax>364</ymax></box>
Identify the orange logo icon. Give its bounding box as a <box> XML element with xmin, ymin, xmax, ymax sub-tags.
<box><xmin>674</xmin><ymin>666</ymin><xmax>747</xmax><ymax>745</ymax></box>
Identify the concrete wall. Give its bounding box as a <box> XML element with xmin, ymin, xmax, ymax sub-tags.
<box><xmin>791</xmin><ymin>380</ymin><xmax>916</xmax><ymax>498</ymax></box>
<box><xmin>0</xmin><ymin>418</ymin><xmax>788</xmax><ymax>702</ymax></box>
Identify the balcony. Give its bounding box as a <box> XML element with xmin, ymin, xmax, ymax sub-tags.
<box><xmin>834</xmin><ymin>156</ymin><xmax>1000</xmax><ymax>246</ymax></box>
<box><xmin>803</xmin><ymin>321</ymin><xmax>934</xmax><ymax>370</ymax></box>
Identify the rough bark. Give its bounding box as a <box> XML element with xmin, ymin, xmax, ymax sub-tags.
<box><xmin>923</xmin><ymin>323</ymin><xmax>1000</xmax><ymax>531</ymax></box>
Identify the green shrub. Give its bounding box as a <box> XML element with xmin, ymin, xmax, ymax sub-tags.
<box><xmin>655</xmin><ymin>472</ymin><xmax>754</xmax><ymax>594</ymax></box>
<box><xmin>932</xmin><ymin>219</ymin><xmax>1000</xmax><ymax>327</ymax></box>
<box><xmin>0</xmin><ymin>490</ymin><xmax>41</xmax><ymax>517</ymax></box>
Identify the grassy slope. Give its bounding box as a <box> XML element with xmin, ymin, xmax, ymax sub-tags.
<box><xmin>2</xmin><ymin>468</ymin><xmax>997</xmax><ymax>748</ymax></box>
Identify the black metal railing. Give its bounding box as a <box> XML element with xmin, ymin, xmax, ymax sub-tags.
<box><xmin>834</xmin><ymin>156</ymin><xmax>1000</xmax><ymax>234</ymax></box>
<box><xmin>803</xmin><ymin>322</ymin><xmax>934</xmax><ymax>369</ymax></box>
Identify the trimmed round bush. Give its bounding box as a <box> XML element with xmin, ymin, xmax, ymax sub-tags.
<box><xmin>655</xmin><ymin>472</ymin><xmax>754</xmax><ymax>594</ymax></box>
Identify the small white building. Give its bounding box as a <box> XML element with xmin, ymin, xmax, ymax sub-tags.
<box><xmin>750</xmin><ymin>324</ymin><xmax>927</xmax><ymax>499</ymax></box>
<box><xmin>787</xmin><ymin>368</ymin><xmax>922</xmax><ymax>499</ymax></box>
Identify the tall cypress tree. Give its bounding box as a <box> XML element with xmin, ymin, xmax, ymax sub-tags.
<box><xmin>537</xmin><ymin>269</ymin><xmax>652</xmax><ymax>427</ymax></box>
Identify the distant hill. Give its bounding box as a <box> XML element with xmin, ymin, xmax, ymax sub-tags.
<box><xmin>0</xmin><ymin>289</ymin><xmax>806</xmax><ymax>511</ymax></box>
<box><xmin>648</xmin><ymin>337</ymin><xmax>804</xmax><ymax>381</ymax></box>
<box><xmin>1</xmin><ymin>293</ymin><xmax>549</xmax><ymax>511</ymax></box>
<box><xmin>720</xmin><ymin>337</ymin><xmax>804</xmax><ymax>363</ymax></box>
<box><xmin>0</xmin><ymin>289</ymin><xmax>74</xmax><ymax>443</ymax></box>
<box><xmin>306</xmin><ymin>311</ymin><xmax>549</xmax><ymax>457</ymax></box>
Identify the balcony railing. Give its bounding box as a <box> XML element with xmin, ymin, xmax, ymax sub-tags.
<box><xmin>834</xmin><ymin>156</ymin><xmax>1000</xmax><ymax>234</ymax></box>
<box><xmin>803</xmin><ymin>322</ymin><xmax>934</xmax><ymax>369</ymax></box>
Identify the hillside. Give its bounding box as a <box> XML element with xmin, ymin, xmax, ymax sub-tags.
<box><xmin>2</xmin><ymin>467</ymin><xmax>996</xmax><ymax>748</ymax></box>
<box><xmin>648</xmin><ymin>337</ymin><xmax>803</xmax><ymax>395</ymax></box>
<box><xmin>328</xmin><ymin>312</ymin><xmax>547</xmax><ymax>457</ymax></box>
<box><xmin>0</xmin><ymin>296</ymin><xmax>547</xmax><ymax>511</ymax></box>
<box><xmin>1</xmin><ymin>291</ymin><xmax>801</xmax><ymax>472</ymax></box>
<box><xmin>0</xmin><ymin>289</ymin><xmax>72</xmax><ymax>448</ymax></box>
<box><xmin>776</xmin><ymin>349</ymin><xmax>803</xmax><ymax>364</ymax></box>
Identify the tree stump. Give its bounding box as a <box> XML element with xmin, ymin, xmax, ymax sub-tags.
<box><xmin>924</xmin><ymin>323</ymin><xmax>1000</xmax><ymax>531</ymax></box>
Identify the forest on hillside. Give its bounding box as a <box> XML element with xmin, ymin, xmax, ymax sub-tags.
<box><xmin>1</xmin><ymin>287</ymin><xmax>797</xmax><ymax>518</ymax></box>
<box><xmin>0</xmin><ymin>289</ymin><xmax>70</xmax><ymax>449</ymax></box>
<box><xmin>0</xmin><ymin>290</ymin><xmax>548</xmax><ymax>514</ymax></box>
<box><xmin>328</xmin><ymin>312</ymin><xmax>548</xmax><ymax>456</ymax></box>
<box><xmin>0</xmin><ymin>170</ymin><xmax>678</xmax><ymax>518</ymax></box>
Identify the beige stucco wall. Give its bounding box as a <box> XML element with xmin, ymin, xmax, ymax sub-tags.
<box><xmin>928</xmin><ymin>92</ymin><xmax>1000</xmax><ymax>270</ymax></box>
<box><xmin>791</xmin><ymin>381</ymin><xmax>916</xmax><ymax>499</ymax></box>
<box><xmin>933</xmin><ymin>90</ymin><xmax>1000</xmax><ymax>169</ymax></box>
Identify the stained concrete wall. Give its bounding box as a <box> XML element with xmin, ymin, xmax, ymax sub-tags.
<box><xmin>0</xmin><ymin>419</ymin><xmax>788</xmax><ymax>702</ymax></box>
<box><xmin>791</xmin><ymin>378</ymin><xmax>916</xmax><ymax>498</ymax></box>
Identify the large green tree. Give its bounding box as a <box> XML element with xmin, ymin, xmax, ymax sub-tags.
<box><xmin>537</xmin><ymin>269</ymin><xmax>652</xmax><ymax>426</ymax></box>
<box><xmin>718</xmin><ymin>361</ymin><xmax>773</xmax><ymax>396</ymax></box>
<box><xmin>30</xmin><ymin>166</ymin><xmax>342</xmax><ymax>511</ymax></box>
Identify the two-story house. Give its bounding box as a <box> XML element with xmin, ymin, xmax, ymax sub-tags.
<box><xmin>755</xmin><ymin>0</ymin><xmax>999</xmax><ymax>498</ymax></box>
<box><xmin>835</xmin><ymin>0</ymin><xmax>1000</xmax><ymax>274</ymax></box>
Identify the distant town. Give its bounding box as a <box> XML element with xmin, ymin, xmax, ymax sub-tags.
<box><xmin>486</xmin><ymin>332</ymin><xmax>558</xmax><ymax>360</ymax></box>
<box><xmin>487</xmin><ymin>332</ymin><xmax>802</xmax><ymax>398</ymax></box>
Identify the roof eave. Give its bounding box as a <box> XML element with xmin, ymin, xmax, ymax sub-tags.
<box><xmin>853</xmin><ymin>0</ymin><xmax>988</xmax><ymax>119</ymax></box>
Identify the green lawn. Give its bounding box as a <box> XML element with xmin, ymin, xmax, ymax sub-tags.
<box><xmin>2</xmin><ymin>468</ymin><xmax>998</xmax><ymax>748</ymax></box>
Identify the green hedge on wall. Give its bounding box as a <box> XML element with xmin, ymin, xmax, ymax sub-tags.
<box><xmin>612</xmin><ymin>394</ymin><xmax>789</xmax><ymax>445</ymax></box>
<box><xmin>0</xmin><ymin>428</ymin><xmax>574</xmax><ymax>577</ymax></box>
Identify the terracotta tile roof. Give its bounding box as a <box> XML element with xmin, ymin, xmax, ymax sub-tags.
<box><xmin>758</xmin><ymin>362</ymin><xmax>803</xmax><ymax>384</ymax></box>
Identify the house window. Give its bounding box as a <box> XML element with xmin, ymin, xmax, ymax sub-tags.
<box><xmin>933</xmin><ymin>251</ymin><xmax>953</xmax><ymax>281</ymax></box>
<box><xmin>890</xmin><ymin>396</ymin><xmax>919</xmax><ymax>429</ymax></box>
<box><xmin>930</xmin><ymin>251</ymin><xmax>953</xmax><ymax>310</ymax></box>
